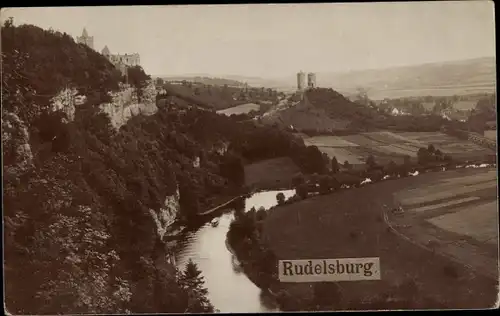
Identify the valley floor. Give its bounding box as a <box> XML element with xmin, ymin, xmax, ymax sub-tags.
<box><xmin>262</xmin><ymin>168</ymin><xmax>499</xmax><ymax>310</ymax></box>
<box><xmin>301</xmin><ymin>131</ymin><xmax>496</xmax><ymax>165</ymax></box>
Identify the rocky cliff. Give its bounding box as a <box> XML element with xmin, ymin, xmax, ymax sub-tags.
<box><xmin>100</xmin><ymin>81</ymin><xmax>159</xmax><ymax>130</ymax></box>
<box><xmin>149</xmin><ymin>185</ymin><xmax>180</xmax><ymax>241</ymax></box>
<box><xmin>2</xmin><ymin>112</ymin><xmax>34</xmax><ymax>177</ymax></box>
<box><xmin>3</xmin><ymin>20</ymin><xmax>218</xmax><ymax>314</ymax></box>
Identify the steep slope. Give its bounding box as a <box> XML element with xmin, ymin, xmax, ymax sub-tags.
<box><xmin>2</xmin><ymin>20</ymin><xmax>217</xmax><ymax>314</ymax></box>
<box><xmin>261</xmin><ymin>88</ymin><xmax>455</xmax><ymax>134</ymax></box>
<box><xmin>3</xmin><ymin>20</ymin><xmax>329</xmax><ymax>314</ymax></box>
<box><xmin>261</xmin><ymin>88</ymin><xmax>380</xmax><ymax>133</ymax></box>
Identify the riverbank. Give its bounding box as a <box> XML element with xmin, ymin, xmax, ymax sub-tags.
<box><xmin>225</xmin><ymin>236</ymin><xmax>277</xmax><ymax>295</ymax></box>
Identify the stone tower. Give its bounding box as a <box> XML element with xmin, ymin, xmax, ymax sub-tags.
<box><xmin>77</xmin><ymin>28</ymin><xmax>94</xmax><ymax>50</ymax></box>
<box><xmin>307</xmin><ymin>73</ymin><xmax>316</xmax><ymax>89</ymax></box>
<box><xmin>297</xmin><ymin>71</ymin><xmax>306</xmax><ymax>91</ymax></box>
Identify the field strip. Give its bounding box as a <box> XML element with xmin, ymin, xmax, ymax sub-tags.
<box><xmin>408</xmin><ymin>196</ymin><xmax>481</xmax><ymax>213</ymax></box>
<box><xmin>303</xmin><ymin>136</ymin><xmax>359</xmax><ymax>147</ymax></box>
<box><xmin>389</xmin><ymin>132</ymin><xmax>428</xmax><ymax>146</ymax></box>
<box><xmin>217</xmin><ymin>103</ymin><xmax>260</xmax><ymax>116</ymax></box>
<box><xmin>484</xmin><ymin>131</ymin><xmax>497</xmax><ymax>141</ymax></box>
<box><xmin>383</xmin><ymin>208</ymin><xmax>486</xmax><ymax>279</ymax></box>
<box><xmin>396</xmin><ymin>181</ymin><xmax>482</xmax><ymax>200</ymax></box>
<box><xmin>396</xmin><ymin>179</ymin><xmax>497</xmax><ymax>203</ymax></box>
<box><xmin>439</xmin><ymin>172</ymin><xmax>497</xmax><ymax>185</ymax></box>
<box><xmin>390</xmin><ymin>142</ymin><xmax>421</xmax><ymax>153</ymax></box>
<box><xmin>483</xmin><ymin>236</ymin><xmax>499</xmax><ymax>245</ymax></box>
<box><xmin>399</xmin><ymin>181</ymin><xmax>497</xmax><ymax>206</ymax></box>
<box><xmin>426</xmin><ymin>201</ymin><xmax>498</xmax><ymax>243</ymax></box>
<box><xmin>438</xmin><ymin>143</ymin><xmax>486</xmax><ymax>152</ymax></box>
<box><xmin>379</xmin><ymin>144</ymin><xmax>416</xmax><ymax>156</ymax></box>
<box><xmin>316</xmin><ymin>147</ymin><xmax>363</xmax><ymax>164</ymax></box>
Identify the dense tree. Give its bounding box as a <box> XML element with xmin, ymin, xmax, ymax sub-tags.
<box><xmin>444</xmin><ymin>154</ymin><xmax>453</xmax><ymax>164</ymax></box>
<box><xmin>386</xmin><ymin>160</ymin><xmax>398</xmax><ymax>176</ymax></box>
<box><xmin>366</xmin><ymin>155</ymin><xmax>377</xmax><ymax>170</ymax></box>
<box><xmin>331</xmin><ymin>156</ymin><xmax>340</xmax><ymax>173</ymax></box>
<box><xmin>219</xmin><ymin>152</ymin><xmax>245</xmax><ymax>186</ymax></box>
<box><xmin>276</xmin><ymin>192</ymin><xmax>286</xmax><ymax>205</ymax></box>
<box><xmin>178</xmin><ymin>175</ymin><xmax>201</xmax><ymax>221</ymax></box>
<box><xmin>427</xmin><ymin>144</ymin><xmax>436</xmax><ymax>154</ymax></box>
<box><xmin>403</xmin><ymin>155</ymin><xmax>411</xmax><ymax>166</ymax></box>
<box><xmin>291</xmin><ymin>172</ymin><xmax>305</xmax><ymax>188</ymax></box>
<box><xmin>296</xmin><ymin>183</ymin><xmax>309</xmax><ymax>200</ymax></box>
<box><xmin>417</xmin><ymin>148</ymin><xmax>432</xmax><ymax>165</ymax></box>
<box><xmin>178</xmin><ymin>260</ymin><xmax>214</xmax><ymax>313</ymax></box>
<box><xmin>318</xmin><ymin>175</ymin><xmax>333</xmax><ymax>194</ymax></box>
<box><xmin>343</xmin><ymin>160</ymin><xmax>352</xmax><ymax>170</ymax></box>
<box><xmin>434</xmin><ymin>149</ymin><xmax>443</xmax><ymax>161</ymax></box>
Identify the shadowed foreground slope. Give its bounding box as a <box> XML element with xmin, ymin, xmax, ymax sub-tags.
<box><xmin>262</xmin><ymin>170</ymin><xmax>498</xmax><ymax>310</ymax></box>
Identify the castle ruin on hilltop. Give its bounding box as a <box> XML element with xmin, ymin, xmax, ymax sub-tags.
<box><xmin>76</xmin><ymin>28</ymin><xmax>141</xmax><ymax>77</ymax></box>
<box><xmin>297</xmin><ymin>71</ymin><xmax>316</xmax><ymax>91</ymax></box>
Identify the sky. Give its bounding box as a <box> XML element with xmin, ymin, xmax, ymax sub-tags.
<box><xmin>2</xmin><ymin>2</ymin><xmax>496</xmax><ymax>79</ymax></box>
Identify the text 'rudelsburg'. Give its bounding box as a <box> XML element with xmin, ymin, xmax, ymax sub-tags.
<box><xmin>279</xmin><ymin>257</ymin><xmax>381</xmax><ymax>282</ymax></box>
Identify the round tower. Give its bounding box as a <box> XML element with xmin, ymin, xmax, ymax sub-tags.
<box><xmin>297</xmin><ymin>71</ymin><xmax>306</xmax><ymax>91</ymax></box>
<box><xmin>307</xmin><ymin>73</ymin><xmax>316</xmax><ymax>89</ymax></box>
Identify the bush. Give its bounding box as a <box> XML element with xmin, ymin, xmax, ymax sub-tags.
<box><xmin>276</xmin><ymin>192</ymin><xmax>286</xmax><ymax>205</ymax></box>
<box><xmin>296</xmin><ymin>183</ymin><xmax>309</xmax><ymax>199</ymax></box>
<box><xmin>291</xmin><ymin>172</ymin><xmax>305</xmax><ymax>188</ymax></box>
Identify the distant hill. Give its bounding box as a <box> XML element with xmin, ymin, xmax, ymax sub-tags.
<box><xmin>160</xmin><ymin>80</ymin><xmax>284</xmax><ymax>110</ymax></box>
<box><xmin>261</xmin><ymin>88</ymin><xmax>452</xmax><ymax>134</ymax></box>
<box><xmin>156</xmin><ymin>74</ymin><xmax>295</xmax><ymax>92</ymax></box>
<box><xmin>157</xmin><ymin>57</ymin><xmax>496</xmax><ymax>99</ymax></box>
<box><xmin>160</xmin><ymin>75</ymin><xmax>245</xmax><ymax>87</ymax></box>
<box><xmin>325</xmin><ymin>57</ymin><xmax>496</xmax><ymax>99</ymax></box>
<box><xmin>277</xmin><ymin>57</ymin><xmax>496</xmax><ymax>100</ymax></box>
<box><xmin>261</xmin><ymin>88</ymin><xmax>379</xmax><ymax>132</ymax></box>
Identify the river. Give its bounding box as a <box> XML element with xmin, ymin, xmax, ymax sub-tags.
<box><xmin>173</xmin><ymin>189</ymin><xmax>295</xmax><ymax>313</ymax></box>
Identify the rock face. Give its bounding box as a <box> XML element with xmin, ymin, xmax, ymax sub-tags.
<box><xmin>100</xmin><ymin>81</ymin><xmax>158</xmax><ymax>130</ymax></box>
<box><xmin>50</xmin><ymin>87</ymin><xmax>78</xmax><ymax>122</ymax></box>
<box><xmin>2</xmin><ymin>112</ymin><xmax>34</xmax><ymax>176</ymax></box>
<box><xmin>148</xmin><ymin>185</ymin><xmax>180</xmax><ymax>241</ymax></box>
<box><xmin>193</xmin><ymin>156</ymin><xmax>201</xmax><ymax>168</ymax></box>
<box><xmin>213</xmin><ymin>141</ymin><xmax>229</xmax><ymax>156</ymax></box>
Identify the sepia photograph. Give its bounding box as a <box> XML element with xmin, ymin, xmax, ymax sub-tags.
<box><xmin>1</xmin><ymin>2</ymin><xmax>498</xmax><ymax>314</ymax></box>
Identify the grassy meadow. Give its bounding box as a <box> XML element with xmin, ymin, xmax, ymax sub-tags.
<box><xmin>244</xmin><ymin>156</ymin><xmax>301</xmax><ymax>190</ymax></box>
<box><xmin>261</xmin><ymin>168</ymin><xmax>498</xmax><ymax>310</ymax></box>
<box><xmin>217</xmin><ymin>103</ymin><xmax>260</xmax><ymax>116</ymax></box>
<box><xmin>391</xmin><ymin>168</ymin><xmax>498</xmax><ymax>279</ymax></box>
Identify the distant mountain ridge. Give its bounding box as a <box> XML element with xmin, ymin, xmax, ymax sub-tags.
<box><xmin>319</xmin><ymin>57</ymin><xmax>495</xmax><ymax>93</ymax></box>
<box><xmin>156</xmin><ymin>73</ymin><xmax>295</xmax><ymax>91</ymax></box>
<box><xmin>159</xmin><ymin>75</ymin><xmax>246</xmax><ymax>87</ymax></box>
<box><xmin>156</xmin><ymin>57</ymin><xmax>496</xmax><ymax>98</ymax></box>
